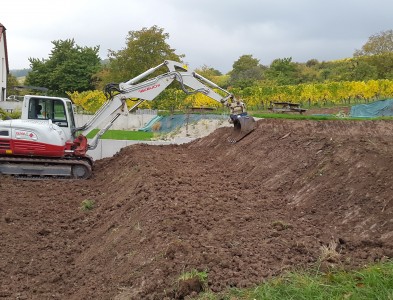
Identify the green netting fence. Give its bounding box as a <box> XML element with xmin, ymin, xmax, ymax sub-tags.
<box><xmin>140</xmin><ymin>114</ymin><xmax>228</xmax><ymax>133</ymax></box>
<box><xmin>350</xmin><ymin>99</ymin><xmax>393</xmax><ymax>118</ymax></box>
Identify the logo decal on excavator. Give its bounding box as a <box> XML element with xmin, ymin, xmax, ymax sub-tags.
<box><xmin>15</xmin><ymin>130</ymin><xmax>38</xmax><ymax>141</ymax></box>
<box><xmin>139</xmin><ymin>84</ymin><xmax>160</xmax><ymax>93</ymax></box>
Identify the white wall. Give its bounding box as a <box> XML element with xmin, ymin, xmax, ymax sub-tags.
<box><xmin>0</xmin><ymin>32</ymin><xmax>6</xmax><ymax>101</ymax></box>
<box><xmin>0</xmin><ymin>100</ymin><xmax>22</xmax><ymax>112</ymax></box>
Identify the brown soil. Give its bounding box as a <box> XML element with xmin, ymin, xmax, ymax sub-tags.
<box><xmin>1</xmin><ymin>118</ymin><xmax>393</xmax><ymax>300</ymax></box>
<box><xmin>302</xmin><ymin>106</ymin><xmax>351</xmax><ymax>116</ymax></box>
<box><xmin>303</xmin><ymin>106</ymin><xmax>350</xmax><ymax>116</ymax></box>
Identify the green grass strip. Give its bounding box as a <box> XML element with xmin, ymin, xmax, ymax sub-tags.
<box><xmin>198</xmin><ymin>261</ymin><xmax>393</xmax><ymax>300</ymax></box>
<box><xmin>85</xmin><ymin>129</ymin><xmax>154</xmax><ymax>140</ymax></box>
<box><xmin>252</xmin><ymin>112</ymin><xmax>393</xmax><ymax>121</ymax></box>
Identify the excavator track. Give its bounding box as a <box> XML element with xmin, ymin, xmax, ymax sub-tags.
<box><xmin>0</xmin><ymin>156</ymin><xmax>93</xmax><ymax>180</ymax></box>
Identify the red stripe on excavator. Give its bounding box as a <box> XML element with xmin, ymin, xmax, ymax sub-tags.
<box><xmin>0</xmin><ymin>139</ymin><xmax>11</xmax><ymax>150</ymax></box>
<box><xmin>1</xmin><ymin>139</ymin><xmax>66</xmax><ymax>157</ymax></box>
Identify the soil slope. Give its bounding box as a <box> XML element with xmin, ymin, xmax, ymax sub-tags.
<box><xmin>1</xmin><ymin>118</ymin><xmax>392</xmax><ymax>299</ymax></box>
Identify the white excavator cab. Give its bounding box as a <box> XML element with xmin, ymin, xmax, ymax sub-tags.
<box><xmin>20</xmin><ymin>95</ymin><xmax>76</xmax><ymax>141</ymax></box>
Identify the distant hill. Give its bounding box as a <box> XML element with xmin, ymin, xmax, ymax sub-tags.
<box><xmin>10</xmin><ymin>68</ymin><xmax>30</xmax><ymax>77</ymax></box>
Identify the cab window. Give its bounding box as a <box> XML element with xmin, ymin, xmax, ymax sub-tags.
<box><xmin>28</xmin><ymin>98</ymin><xmax>68</xmax><ymax>127</ymax></box>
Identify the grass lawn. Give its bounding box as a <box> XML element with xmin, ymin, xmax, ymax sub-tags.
<box><xmin>252</xmin><ymin>112</ymin><xmax>393</xmax><ymax>121</ymax></box>
<box><xmin>198</xmin><ymin>260</ymin><xmax>393</xmax><ymax>299</ymax></box>
<box><xmin>85</xmin><ymin>129</ymin><xmax>154</xmax><ymax>140</ymax></box>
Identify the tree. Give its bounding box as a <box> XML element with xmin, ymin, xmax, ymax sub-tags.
<box><xmin>194</xmin><ymin>65</ymin><xmax>222</xmax><ymax>80</ymax></box>
<box><xmin>365</xmin><ymin>52</ymin><xmax>393</xmax><ymax>79</ymax></box>
<box><xmin>354</xmin><ymin>29</ymin><xmax>393</xmax><ymax>56</ymax></box>
<box><xmin>102</xmin><ymin>25</ymin><xmax>184</xmax><ymax>85</ymax></box>
<box><xmin>193</xmin><ymin>65</ymin><xmax>230</xmax><ymax>88</ymax></box>
<box><xmin>265</xmin><ymin>57</ymin><xmax>300</xmax><ymax>85</ymax></box>
<box><xmin>150</xmin><ymin>89</ymin><xmax>187</xmax><ymax>113</ymax></box>
<box><xmin>306</xmin><ymin>59</ymin><xmax>319</xmax><ymax>67</ymax></box>
<box><xmin>6</xmin><ymin>73</ymin><xmax>19</xmax><ymax>96</ymax></box>
<box><xmin>229</xmin><ymin>54</ymin><xmax>264</xmax><ymax>88</ymax></box>
<box><xmin>25</xmin><ymin>39</ymin><xmax>101</xmax><ymax>96</ymax></box>
<box><xmin>296</xmin><ymin>63</ymin><xmax>319</xmax><ymax>83</ymax></box>
<box><xmin>350</xmin><ymin>59</ymin><xmax>378</xmax><ymax>81</ymax></box>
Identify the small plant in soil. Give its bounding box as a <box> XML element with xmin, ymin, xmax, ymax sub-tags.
<box><xmin>178</xmin><ymin>269</ymin><xmax>208</xmax><ymax>284</ymax></box>
<box><xmin>272</xmin><ymin>220</ymin><xmax>293</xmax><ymax>231</ymax></box>
<box><xmin>176</xmin><ymin>269</ymin><xmax>208</xmax><ymax>299</ymax></box>
<box><xmin>80</xmin><ymin>199</ymin><xmax>95</xmax><ymax>211</ymax></box>
<box><xmin>319</xmin><ymin>240</ymin><xmax>340</xmax><ymax>263</ymax></box>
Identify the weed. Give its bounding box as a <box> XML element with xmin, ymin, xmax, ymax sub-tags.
<box><xmin>320</xmin><ymin>240</ymin><xmax>340</xmax><ymax>262</ymax></box>
<box><xmin>134</xmin><ymin>222</ymin><xmax>142</xmax><ymax>231</ymax></box>
<box><xmin>178</xmin><ymin>269</ymin><xmax>208</xmax><ymax>288</ymax></box>
<box><xmin>80</xmin><ymin>199</ymin><xmax>95</xmax><ymax>211</ymax></box>
<box><xmin>272</xmin><ymin>220</ymin><xmax>293</xmax><ymax>231</ymax></box>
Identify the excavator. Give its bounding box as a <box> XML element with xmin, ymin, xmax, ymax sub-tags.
<box><xmin>0</xmin><ymin>60</ymin><xmax>256</xmax><ymax>179</ymax></box>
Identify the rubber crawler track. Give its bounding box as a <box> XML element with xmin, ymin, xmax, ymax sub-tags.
<box><xmin>0</xmin><ymin>156</ymin><xmax>93</xmax><ymax>179</ymax></box>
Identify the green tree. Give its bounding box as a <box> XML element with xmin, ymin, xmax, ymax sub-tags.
<box><xmin>350</xmin><ymin>59</ymin><xmax>378</xmax><ymax>81</ymax></box>
<box><xmin>229</xmin><ymin>54</ymin><xmax>264</xmax><ymax>88</ymax></box>
<box><xmin>306</xmin><ymin>59</ymin><xmax>319</xmax><ymax>67</ymax></box>
<box><xmin>296</xmin><ymin>63</ymin><xmax>319</xmax><ymax>83</ymax></box>
<box><xmin>151</xmin><ymin>89</ymin><xmax>187</xmax><ymax>113</ymax></box>
<box><xmin>194</xmin><ymin>65</ymin><xmax>230</xmax><ymax>88</ymax></box>
<box><xmin>6</xmin><ymin>73</ymin><xmax>19</xmax><ymax>96</ymax></box>
<box><xmin>265</xmin><ymin>57</ymin><xmax>299</xmax><ymax>85</ymax></box>
<box><xmin>194</xmin><ymin>65</ymin><xmax>222</xmax><ymax>80</ymax></box>
<box><xmin>101</xmin><ymin>25</ymin><xmax>184</xmax><ymax>85</ymax></box>
<box><xmin>354</xmin><ymin>29</ymin><xmax>393</xmax><ymax>56</ymax></box>
<box><xmin>365</xmin><ymin>52</ymin><xmax>393</xmax><ymax>79</ymax></box>
<box><xmin>25</xmin><ymin>39</ymin><xmax>101</xmax><ymax>96</ymax></box>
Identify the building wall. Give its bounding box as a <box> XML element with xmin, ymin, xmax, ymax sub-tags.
<box><xmin>0</xmin><ymin>24</ymin><xmax>8</xmax><ymax>101</ymax></box>
<box><xmin>0</xmin><ymin>100</ymin><xmax>22</xmax><ymax>112</ymax></box>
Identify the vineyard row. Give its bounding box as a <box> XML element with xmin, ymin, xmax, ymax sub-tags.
<box><xmin>69</xmin><ymin>79</ymin><xmax>393</xmax><ymax>112</ymax></box>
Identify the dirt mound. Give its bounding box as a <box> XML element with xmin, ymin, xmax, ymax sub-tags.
<box><xmin>1</xmin><ymin>119</ymin><xmax>392</xmax><ymax>299</ymax></box>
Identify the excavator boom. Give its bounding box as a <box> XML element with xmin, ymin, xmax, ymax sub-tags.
<box><xmin>94</xmin><ymin>60</ymin><xmax>255</xmax><ymax>145</ymax></box>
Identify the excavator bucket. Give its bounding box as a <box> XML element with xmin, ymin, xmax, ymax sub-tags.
<box><xmin>227</xmin><ymin>115</ymin><xmax>256</xmax><ymax>143</ymax></box>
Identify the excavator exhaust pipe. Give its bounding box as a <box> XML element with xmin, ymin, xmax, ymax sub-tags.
<box><xmin>227</xmin><ymin>115</ymin><xmax>256</xmax><ymax>143</ymax></box>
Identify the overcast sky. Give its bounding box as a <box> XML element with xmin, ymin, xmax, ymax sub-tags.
<box><xmin>2</xmin><ymin>0</ymin><xmax>392</xmax><ymax>73</ymax></box>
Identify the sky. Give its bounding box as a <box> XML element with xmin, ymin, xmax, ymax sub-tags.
<box><xmin>1</xmin><ymin>0</ymin><xmax>393</xmax><ymax>74</ymax></box>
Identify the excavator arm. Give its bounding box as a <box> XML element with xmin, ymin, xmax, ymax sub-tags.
<box><xmin>75</xmin><ymin>60</ymin><xmax>255</xmax><ymax>153</ymax></box>
<box><xmin>116</xmin><ymin>60</ymin><xmax>233</xmax><ymax>102</ymax></box>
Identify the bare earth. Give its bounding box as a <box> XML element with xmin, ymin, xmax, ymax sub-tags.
<box><xmin>1</xmin><ymin>115</ymin><xmax>393</xmax><ymax>299</ymax></box>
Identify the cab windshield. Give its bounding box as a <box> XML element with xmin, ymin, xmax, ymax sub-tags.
<box><xmin>28</xmin><ymin>97</ymin><xmax>69</xmax><ymax>127</ymax></box>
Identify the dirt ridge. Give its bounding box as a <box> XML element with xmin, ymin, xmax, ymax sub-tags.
<box><xmin>1</xmin><ymin>118</ymin><xmax>392</xmax><ymax>299</ymax></box>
